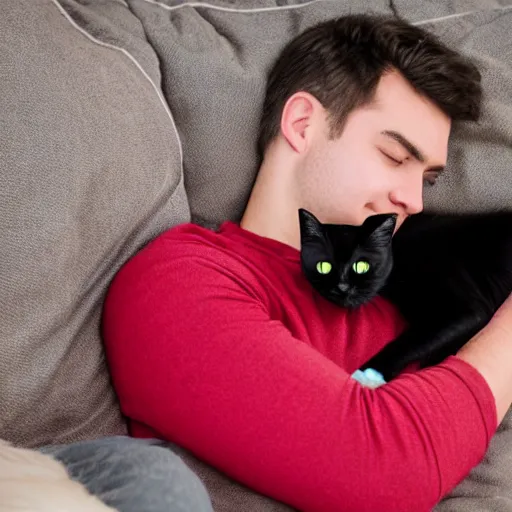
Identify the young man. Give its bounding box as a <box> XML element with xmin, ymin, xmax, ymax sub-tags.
<box><xmin>102</xmin><ymin>14</ymin><xmax>512</xmax><ymax>512</ymax></box>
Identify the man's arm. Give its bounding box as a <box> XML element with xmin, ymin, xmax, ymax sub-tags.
<box><xmin>456</xmin><ymin>293</ymin><xmax>512</xmax><ymax>423</ymax></box>
<box><xmin>102</xmin><ymin>244</ymin><xmax>497</xmax><ymax>512</ymax></box>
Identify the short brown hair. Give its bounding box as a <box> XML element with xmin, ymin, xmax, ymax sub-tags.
<box><xmin>258</xmin><ymin>14</ymin><xmax>482</xmax><ymax>156</ymax></box>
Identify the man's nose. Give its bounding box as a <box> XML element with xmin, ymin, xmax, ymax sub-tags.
<box><xmin>389</xmin><ymin>175</ymin><xmax>424</xmax><ymax>216</ymax></box>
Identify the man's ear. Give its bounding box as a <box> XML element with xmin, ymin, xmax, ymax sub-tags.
<box><xmin>280</xmin><ymin>92</ymin><xmax>319</xmax><ymax>154</ymax></box>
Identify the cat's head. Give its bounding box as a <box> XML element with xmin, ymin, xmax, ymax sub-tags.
<box><xmin>299</xmin><ymin>208</ymin><xmax>396</xmax><ymax>308</ymax></box>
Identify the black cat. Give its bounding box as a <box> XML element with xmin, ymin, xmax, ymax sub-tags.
<box><xmin>299</xmin><ymin>208</ymin><xmax>512</xmax><ymax>381</ymax></box>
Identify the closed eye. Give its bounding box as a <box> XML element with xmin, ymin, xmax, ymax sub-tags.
<box><xmin>380</xmin><ymin>149</ymin><xmax>404</xmax><ymax>166</ymax></box>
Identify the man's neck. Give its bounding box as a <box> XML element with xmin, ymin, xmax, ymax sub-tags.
<box><xmin>240</xmin><ymin>156</ymin><xmax>301</xmax><ymax>250</ymax></box>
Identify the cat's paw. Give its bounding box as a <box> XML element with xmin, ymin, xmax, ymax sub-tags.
<box><xmin>351</xmin><ymin>368</ymin><xmax>387</xmax><ymax>388</ymax></box>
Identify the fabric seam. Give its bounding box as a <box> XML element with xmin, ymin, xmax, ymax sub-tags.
<box><xmin>136</xmin><ymin>0</ymin><xmax>512</xmax><ymax>26</ymax></box>
<box><xmin>50</xmin><ymin>0</ymin><xmax>185</xmax><ymax>194</ymax></box>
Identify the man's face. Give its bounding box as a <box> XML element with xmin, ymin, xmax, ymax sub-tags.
<box><xmin>296</xmin><ymin>71</ymin><xmax>451</xmax><ymax>230</ymax></box>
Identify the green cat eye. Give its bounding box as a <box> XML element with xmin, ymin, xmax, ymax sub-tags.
<box><xmin>316</xmin><ymin>261</ymin><xmax>332</xmax><ymax>275</ymax></box>
<box><xmin>352</xmin><ymin>261</ymin><xmax>370</xmax><ymax>274</ymax></box>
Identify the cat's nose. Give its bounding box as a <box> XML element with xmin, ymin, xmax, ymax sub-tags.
<box><xmin>338</xmin><ymin>284</ymin><xmax>349</xmax><ymax>292</ymax></box>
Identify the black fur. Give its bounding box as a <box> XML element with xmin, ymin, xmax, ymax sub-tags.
<box><xmin>299</xmin><ymin>208</ymin><xmax>396</xmax><ymax>308</ymax></box>
<box><xmin>299</xmin><ymin>208</ymin><xmax>512</xmax><ymax>381</ymax></box>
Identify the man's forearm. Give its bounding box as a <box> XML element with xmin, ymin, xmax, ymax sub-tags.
<box><xmin>456</xmin><ymin>294</ymin><xmax>512</xmax><ymax>423</ymax></box>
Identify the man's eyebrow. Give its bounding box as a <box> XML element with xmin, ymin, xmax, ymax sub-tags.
<box><xmin>381</xmin><ymin>130</ymin><xmax>425</xmax><ymax>162</ymax></box>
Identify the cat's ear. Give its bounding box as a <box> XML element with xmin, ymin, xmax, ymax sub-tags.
<box><xmin>359</xmin><ymin>214</ymin><xmax>397</xmax><ymax>247</ymax></box>
<box><xmin>299</xmin><ymin>208</ymin><xmax>335</xmax><ymax>281</ymax></box>
<box><xmin>299</xmin><ymin>208</ymin><xmax>324</xmax><ymax>241</ymax></box>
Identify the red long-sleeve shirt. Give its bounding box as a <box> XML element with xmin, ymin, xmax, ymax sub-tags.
<box><xmin>102</xmin><ymin>221</ymin><xmax>497</xmax><ymax>512</ymax></box>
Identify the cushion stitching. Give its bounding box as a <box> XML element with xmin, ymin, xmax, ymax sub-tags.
<box><xmin>413</xmin><ymin>5</ymin><xmax>512</xmax><ymax>26</ymax></box>
<box><xmin>136</xmin><ymin>0</ymin><xmax>512</xmax><ymax>26</ymax></box>
<box><xmin>136</xmin><ymin>0</ymin><xmax>325</xmax><ymax>14</ymax></box>
<box><xmin>50</xmin><ymin>0</ymin><xmax>185</xmax><ymax>198</ymax></box>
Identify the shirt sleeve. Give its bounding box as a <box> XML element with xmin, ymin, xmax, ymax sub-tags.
<box><xmin>102</xmin><ymin>238</ymin><xmax>497</xmax><ymax>512</ymax></box>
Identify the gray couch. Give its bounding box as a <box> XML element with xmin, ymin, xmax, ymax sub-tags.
<box><xmin>1</xmin><ymin>0</ymin><xmax>512</xmax><ymax>510</ymax></box>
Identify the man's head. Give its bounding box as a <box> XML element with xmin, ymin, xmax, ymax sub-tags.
<box><xmin>243</xmin><ymin>14</ymin><xmax>482</xmax><ymax>247</ymax></box>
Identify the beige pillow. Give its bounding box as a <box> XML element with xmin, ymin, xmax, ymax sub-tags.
<box><xmin>0</xmin><ymin>439</ymin><xmax>115</xmax><ymax>511</ymax></box>
<box><xmin>0</xmin><ymin>0</ymin><xmax>189</xmax><ymax>447</ymax></box>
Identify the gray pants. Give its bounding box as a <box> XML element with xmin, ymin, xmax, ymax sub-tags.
<box><xmin>40</xmin><ymin>436</ymin><xmax>213</xmax><ymax>512</ymax></box>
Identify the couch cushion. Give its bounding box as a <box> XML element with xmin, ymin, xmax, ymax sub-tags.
<box><xmin>0</xmin><ymin>0</ymin><xmax>189</xmax><ymax>448</ymax></box>
<box><xmin>418</xmin><ymin>7</ymin><xmax>512</xmax><ymax>213</ymax></box>
<box><xmin>126</xmin><ymin>0</ymin><xmax>512</xmax><ymax>228</ymax></box>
